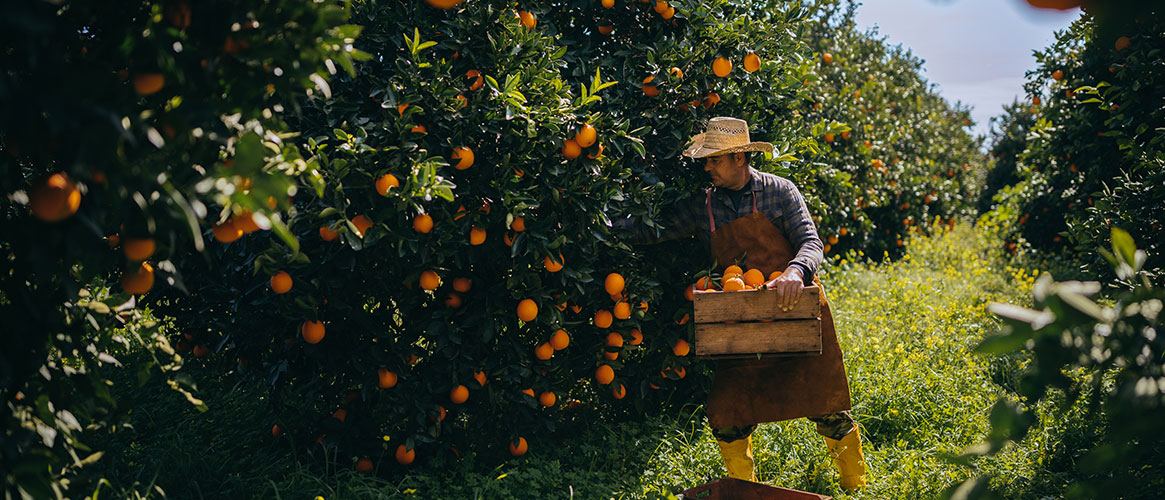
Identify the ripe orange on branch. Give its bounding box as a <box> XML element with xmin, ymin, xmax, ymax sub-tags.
<box><xmin>30</xmin><ymin>173</ymin><xmax>81</xmax><ymax>222</ymax></box>
<box><xmin>508</xmin><ymin>437</ymin><xmax>528</xmax><ymax>456</ymax></box>
<box><xmin>395</xmin><ymin>445</ymin><xmax>415</xmax><ymax>464</ymax></box>
<box><xmin>352</xmin><ymin>215</ymin><xmax>374</xmax><ymax>237</ymax></box>
<box><xmin>562</xmin><ymin>138</ymin><xmax>581</xmax><ymax>159</ymax></box>
<box><xmin>378</xmin><ymin>368</ymin><xmax>398</xmax><ymax>388</ymax></box>
<box><xmin>270</xmin><ymin>271</ymin><xmax>293</xmax><ymax>294</ymax></box>
<box><xmin>302</xmin><ymin>320</ymin><xmax>325</xmax><ymax>344</ymax></box>
<box><xmin>413</xmin><ymin>214</ymin><xmax>433</xmax><ymax>233</ymax></box>
<box><xmin>375</xmin><ymin>173</ymin><xmax>400</xmax><ymax>195</ymax></box>
<box><xmin>575</xmin><ymin>124</ymin><xmax>597</xmax><ymax>148</ymax></box>
<box><xmin>712</xmin><ymin>56</ymin><xmax>732</xmax><ymax>77</ymax></box>
<box><xmin>122</xmin><ymin>262</ymin><xmax>155</xmax><ymax>294</ymax></box>
<box><xmin>594</xmin><ymin>309</ymin><xmax>613</xmax><ymax>328</ymax></box>
<box><xmin>517</xmin><ymin>299</ymin><xmax>538</xmax><ymax>322</ymax></box>
<box><xmin>744</xmin><ymin>53</ymin><xmax>761</xmax><ymax>72</ymax></box>
<box><xmin>450</xmin><ymin>385</ymin><xmax>469</xmax><ymax>404</ymax></box>
<box><xmin>123</xmin><ymin>238</ymin><xmax>156</xmax><ymax>261</ymax></box>
<box><xmin>451</xmin><ymin>147</ymin><xmax>475</xmax><ymax>170</ymax></box>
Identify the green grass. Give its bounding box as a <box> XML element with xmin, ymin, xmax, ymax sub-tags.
<box><xmin>90</xmin><ymin>224</ymin><xmax>1080</xmax><ymax>499</ymax></box>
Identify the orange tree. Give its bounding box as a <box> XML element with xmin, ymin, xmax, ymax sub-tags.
<box><xmin>149</xmin><ymin>0</ymin><xmax>832</xmax><ymax>471</ymax></box>
<box><xmin>977</xmin><ymin>100</ymin><xmax>1036</xmax><ymax>214</ymax></box>
<box><xmin>0</xmin><ymin>0</ymin><xmax>359</xmax><ymax>495</ymax></box>
<box><xmin>990</xmin><ymin>4</ymin><xmax>1164</xmax><ymax>279</ymax></box>
<box><xmin>794</xmin><ymin>0</ymin><xmax>985</xmax><ymax>259</ymax></box>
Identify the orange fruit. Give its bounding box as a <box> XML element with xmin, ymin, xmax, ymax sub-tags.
<box><xmin>595</xmin><ymin>364</ymin><xmax>615</xmax><ymax>385</ymax></box>
<box><xmin>123</xmin><ymin>238</ymin><xmax>156</xmax><ymax>261</ymax></box>
<box><xmin>602</xmin><ymin>0</ymin><xmax>615</xmax><ymax>6</ymax></box>
<box><xmin>723</xmin><ymin>277</ymin><xmax>746</xmax><ymax>291</ymax></box>
<box><xmin>352</xmin><ymin>214</ymin><xmax>374</xmax><ymax>237</ymax></box>
<box><xmin>473</xmin><ymin>370</ymin><xmax>487</xmax><ymax>386</ymax></box>
<box><xmin>319</xmin><ymin>225</ymin><xmax>340</xmax><ymax>241</ymax></box>
<box><xmin>420</xmin><ymin>270</ymin><xmax>441</xmax><ymax>291</ymax></box>
<box><xmin>712</xmin><ymin>56</ymin><xmax>732</xmax><ymax>77</ymax></box>
<box><xmin>822</xmin><ymin>52</ymin><xmax>833</xmax><ymax>64</ymax></box>
<box><xmin>824</xmin><ymin>133</ymin><xmax>835</xmax><ymax>143</ymax></box>
<box><xmin>642</xmin><ymin>76</ymin><xmax>660</xmax><ymax>97</ymax></box>
<box><xmin>544</xmin><ymin>254</ymin><xmax>564</xmax><ymax>272</ymax></box>
<box><xmin>517</xmin><ymin>298</ymin><xmax>538</xmax><ymax>322</ymax></box>
<box><xmin>465</xmin><ymin>69</ymin><xmax>484</xmax><ymax>91</ymax></box>
<box><xmin>378</xmin><ymin>368</ymin><xmax>398</xmax><ymax>388</ymax></box>
<box><xmin>562</xmin><ymin>138</ymin><xmax>581</xmax><ymax>159</ymax></box>
<box><xmin>724</xmin><ymin>265</ymin><xmax>743</xmax><ymax>276</ymax></box>
<box><xmin>302</xmin><ymin>320</ymin><xmax>325</xmax><ymax>344</ymax></box>
<box><xmin>455</xmin><ymin>94</ymin><xmax>468</xmax><ymax>108</ymax></box>
<box><xmin>508</xmin><ymin>437</ymin><xmax>528</xmax><ymax>456</ymax></box>
<box><xmin>452</xmin><ymin>277</ymin><xmax>472</xmax><ymax>292</ymax></box>
<box><xmin>841</xmin><ymin>130</ymin><xmax>851</xmax><ymax>140</ymax></box>
<box><xmin>661</xmin><ymin>5</ymin><xmax>674</xmax><ymax>19</ymax></box>
<box><xmin>743</xmin><ymin>52</ymin><xmax>761</xmax><ymax>72</ymax></box>
<box><xmin>191</xmin><ymin>344</ymin><xmax>210</xmax><ymax>358</ymax></box>
<box><xmin>1115</xmin><ymin>36</ymin><xmax>1130</xmax><ymax>51</ymax></box>
<box><xmin>444</xmin><ymin>293</ymin><xmax>462</xmax><ymax>308</ymax></box>
<box><xmin>597</xmin><ymin>24</ymin><xmax>613</xmax><ymax>35</ymax></box>
<box><xmin>550</xmin><ymin>329</ymin><xmax>570</xmax><ymax>350</ymax></box>
<box><xmin>518</xmin><ymin>10</ymin><xmax>536</xmax><ymax>29</ymax></box>
<box><xmin>397</xmin><ymin>103</ymin><xmax>410</xmax><ymax>116</ymax></box>
<box><xmin>271</xmin><ymin>424</ymin><xmax>283</xmax><ymax>437</ymax></box>
<box><xmin>684</xmin><ymin>284</ymin><xmax>694</xmax><ymax>301</ymax></box>
<box><xmin>538</xmin><ymin>391</ymin><xmax>556</xmax><ymax>407</ymax></box>
<box><xmin>504</xmin><ymin>231</ymin><xmax>516</xmax><ymax>246</ymax></box>
<box><xmin>673</xmin><ymin>339</ymin><xmax>690</xmax><ymax>356</ymax></box>
<box><xmin>450</xmin><ymin>384</ymin><xmax>469</xmax><ymax>404</ymax></box>
<box><xmin>1032</xmin><ymin>96</ymin><xmax>1041</xmax><ymax>106</ymax></box>
<box><xmin>606</xmin><ymin>332</ymin><xmax>625</xmax><ymax>348</ymax></box>
<box><xmin>29</xmin><ymin>173</ymin><xmax>81</xmax><ymax>222</ymax></box>
<box><xmin>742</xmin><ymin>269</ymin><xmax>764</xmax><ymax>287</ymax></box>
<box><xmin>395</xmin><ymin>444</ymin><xmax>415</xmax><ymax>465</ymax></box>
<box><xmin>452</xmin><ymin>147</ymin><xmax>474</xmax><ymax>170</ymax></box>
<box><xmin>411</xmin><ymin>124</ymin><xmax>427</xmax><ymax>134</ymax></box>
<box><xmin>534</xmin><ymin>342</ymin><xmax>553</xmax><ymax>360</ymax></box>
<box><xmin>233</xmin><ymin>211</ymin><xmax>261</xmax><ymax>234</ymax></box>
<box><xmin>594</xmin><ymin>309</ymin><xmax>613</xmax><ymax>328</ymax></box>
<box><xmin>703</xmin><ymin>91</ymin><xmax>721</xmax><ymax>108</ymax></box>
<box><xmin>613</xmin><ymin>301</ymin><xmax>631</xmax><ymax>319</ymax></box>
<box><xmin>604</xmin><ymin>350</ymin><xmax>619</xmax><ymax>361</ymax></box>
<box><xmin>133</xmin><ymin>73</ymin><xmax>165</xmax><ymax>95</ymax></box>
<box><xmin>604</xmin><ymin>273</ymin><xmax>625</xmax><ymax>295</ymax></box>
<box><xmin>511</xmin><ymin>216</ymin><xmax>526</xmax><ymax>232</ymax></box>
<box><xmin>521</xmin><ymin>388</ymin><xmax>536</xmax><ymax>398</ymax></box>
<box><xmin>1052</xmin><ymin>69</ymin><xmax>1064</xmax><ymax>81</ymax></box>
<box><xmin>653</xmin><ymin>0</ymin><xmax>668</xmax><ymax>13</ymax></box>
<box><xmin>470</xmin><ymin>227</ymin><xmax>487</xmax><ymax>245</ymax></box>
<box><xmin>356</xmin><ymin>457</ymin><xmax>373</xmax><ymax>472</ymax></box>
<box><xmin>839</xmin><ymin>227</ymin><xmax>849</xmax><ymax>236</ymax></box>
<box><xmin>694</xmin><ymin>277</ymin><xmax>712</xmax><ymax>291</ymax></box>
<box><xmin>122</xmin><ymin>262</ymin><xmax>155</xmax><ymax>294</ymax></box>
<box><xmin>629</xmin><ymin>329</ymin><xmax>643</xmax><ymax>345</ymax></box>
<box><xmin>575</xmin><ymin>124</ymin><xmax>597</xmax><ymax>148</ymax></box>
<box><xmin>669</xmin><ymin>67</ymin><xmax>684</xmax><ymax>79</ymax></box>
<box><xmin>612</xmin><ymin>383</ymin><xmax>626</xmax><ymax>399</ymax></box>
<box><xmin>413</xmin><ymin>213</ymin><xmax>434</xmax><ymax>233</ymax></box>
<box><xmin>270</xmin><ymin>271</ymin><xmax>293</xmax><ymax>294</ymax></box>
<box><xmin>426</xmin><ymin>0</ymin><xmax>464</xmax><ymax>8</ymax></box>
<box><xmin>375</xmin><ymin>173</ymin><xmax>400</xmax><ymax>195</ymax></box>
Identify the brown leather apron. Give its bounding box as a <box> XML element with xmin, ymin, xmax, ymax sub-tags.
<box><xmin>703</xmin><ymin>190</ymin><xmax>852</xmax><ymax>428</ymax></box>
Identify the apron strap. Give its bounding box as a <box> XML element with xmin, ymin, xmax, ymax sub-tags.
<box><xmin>705</xmin><ymin>187</ymin><xmax>760</xmax><ymax>234</ymax></box>
<box><xmin>705</xmin><ymin>189</ymin><xmax>716</xmax><ymax>232</ymax></box>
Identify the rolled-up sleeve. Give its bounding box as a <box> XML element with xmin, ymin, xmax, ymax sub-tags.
<box><xmin>777</xmin><ymin>179</ymin><xmax>823</xmax><ymax>284</ymax></box>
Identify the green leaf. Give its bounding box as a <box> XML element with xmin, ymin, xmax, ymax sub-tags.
<box><xmin>1110</xmin><ymin>227</ymin><xmax>1136</xmax><ymax>267</ymax></box>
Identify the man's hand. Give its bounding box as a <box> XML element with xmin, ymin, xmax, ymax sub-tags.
<box><xmin>765</xmin><ymin>266</ymin><xmax>804</xmax><ymax>311</ymax></box>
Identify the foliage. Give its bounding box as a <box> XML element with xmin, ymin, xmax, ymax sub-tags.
<box><xmin>949</xmin><ymin>228</ymin><xmax>1165</xmax><ymax>499</ymax></box>
<box><xmin>90</xmin><ymin>224</ymin><xmax>1060</xmax><ymax>499</ymax></box>
<box><xmin>978</xmin><ymin>101</ymin><xmax>1036</xmax><ymax>214</ymax></box>
<box><xmin>794</xmin><ymin>0</ymin><xmax>986</xmax><ymax>259</ymax></box>
<box><xmin>0</xmin><ymin>0</ymin><xmax>357</xmax><ymax>495</ymax></box>
<box><xmin>986</xmin><ymin>7</ymin><xmax>1164</xmax><ymax>280</ymax></box>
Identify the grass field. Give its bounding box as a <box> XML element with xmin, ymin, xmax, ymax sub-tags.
<box><xmin>91</xmin><ymin>223</ymin><xmax>1090</xmax><ymax>499</ymax></box>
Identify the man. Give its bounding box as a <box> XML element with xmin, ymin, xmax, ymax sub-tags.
<box><xmin>615</xmin><ymin>117</ymin><xmax>867</xmax><ymax>490</ymax></box>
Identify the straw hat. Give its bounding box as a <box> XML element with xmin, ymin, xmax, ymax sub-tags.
<box><xmin>682</xmin><ymin>117</ymin><xmax>774</xmax><ymax>159</ymax></box>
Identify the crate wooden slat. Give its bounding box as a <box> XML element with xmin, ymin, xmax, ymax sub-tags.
<box><xmin>692</xmin><ymin>286</ymin><xmax>820</xmax><ymax>324</ymax></box>
<box><xmin>694</xmin><ymin>320</ymin><xmax>822</xmax><ymax>357</ymax></box>
<box><xmin>691</xmin><ymin>286</ymin><xmax>823</xmax><ymax>358</ymax></box>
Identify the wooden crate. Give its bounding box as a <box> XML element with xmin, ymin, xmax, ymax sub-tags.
<box><xmin>692</xmin><ymin>286</ymin><xmax>822</xmax><ymax>358</ymax></box>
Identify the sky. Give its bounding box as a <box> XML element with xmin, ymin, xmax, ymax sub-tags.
<box><xmin>853</xmin><ymin>0</ymin><xmax>1080</xmax><ymax>140</ymax></box>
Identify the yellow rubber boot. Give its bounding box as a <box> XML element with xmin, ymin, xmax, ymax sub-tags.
<box><xmin>716</xmin><ymin>436</ymin><xmax>757</xmax><ymax>482</ymax></box>
<box><xmin>823</xmin><ymin>426</ymin><xmax>867</xmax><ymax>491</ymax></box>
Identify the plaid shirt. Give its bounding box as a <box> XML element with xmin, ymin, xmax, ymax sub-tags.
<box><xmin>615</xmin><ymin>168</ymin><xmax>824</xmax><ymax>282</ymax></box>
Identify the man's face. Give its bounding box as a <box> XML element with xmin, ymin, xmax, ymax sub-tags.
<box><xmin>703</xmin><ymin>152</ymin><xmax>747</xmax><ymax>189</ymax></box>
